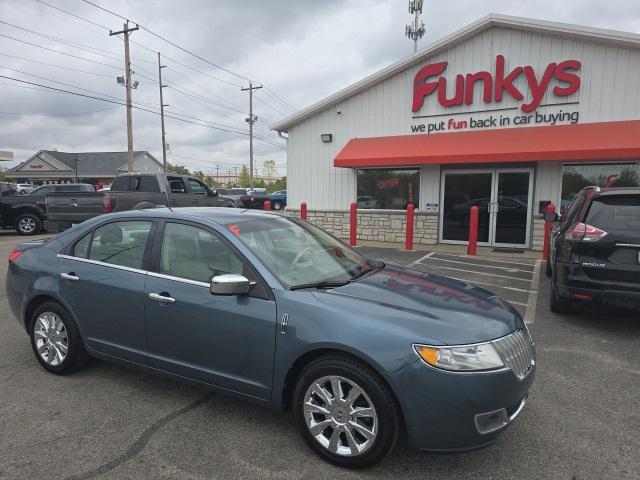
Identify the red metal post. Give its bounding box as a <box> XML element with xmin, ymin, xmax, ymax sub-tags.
<box><xmin>405</xmin><ymin>204</ymin><xmax>415</xmax><ymax>251</ymax></box>
<box><xmin>349</xmin><ymin>202</ymin><xmax>357</xmax><ymax>247</ymax></box>
<box><xmin>467</xmin><ymin>205</ymin><xmax>479</xmax><ymax>256</ymax></box>
<box><xmin>264</xmin><ymin>200</ymin><xmax>270</xmax><ymax>211</ymax></box>
<box><xmin>543</xmin><ymin>203</ymin><xmax>556</xmax><ymax>261</ymax></box>
<box><xmin>300</xmin><ymin>202</ymin><xmax>307</xmax><ymax>220</ymax></box>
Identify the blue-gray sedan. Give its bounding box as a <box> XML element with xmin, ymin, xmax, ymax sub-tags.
<box><xmin>6</xmin><ymin>208</ymin><xmax>535</xmax><ymax>468</ymax></box>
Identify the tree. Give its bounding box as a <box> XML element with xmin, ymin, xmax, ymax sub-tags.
<box><xmin>238</xmin><ymin>165</ymin><xmax>250</xmax><ymax>187</ymax></box>
<box><xmin>268</xmin><ymin>176</ymin><xmax>286</xmax><ymax>193</ymax></box>
<box><xmin>0</xmin><ymin>167</ymin><xmax>6</xmax><ymax>182</ymax></box>
<box><xmin>167</xmin><ymin>163</ymin><xmax>192</xmax><ymax>176</ymax></box>
<box><xmin>262</xmin><ymin>159</ymin><xmax>278</xmax><ymax>182</ymax></box>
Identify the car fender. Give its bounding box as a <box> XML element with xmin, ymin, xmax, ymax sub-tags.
<box><xmin>10</xmin><ymin>203</ymin><xmax>44</xmax><ymax>218</ymax></box>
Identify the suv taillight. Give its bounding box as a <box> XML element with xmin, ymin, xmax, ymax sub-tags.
<box><xmin>565</xmin><ymin>222</ymin><xmax>608</xmax><ymax>242</ymax></box>
<box><xmin>102</xmin><ymin>197</ymin><xmax>117</xmax><ymax>213</ymax></box>
<box><xmin>8</xmin><ymin>248</ymin><xmax>22</xmax><ymax>264</ymax></box>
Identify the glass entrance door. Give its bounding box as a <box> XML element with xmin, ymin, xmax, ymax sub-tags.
<box><xmin>439</xmin><ymin>169</ymin><xmax>533</xmax><ymax>248</ymax></box>
<box><xmin>493</xmin><ymin>171</ymin><xmax>532</xmax><ymax>247</ymax></box>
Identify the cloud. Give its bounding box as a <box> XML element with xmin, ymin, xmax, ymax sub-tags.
<box><xmin>1</xmin><ymin>0</ymin><xmax>639</xmax><ymax>178</ymax></box>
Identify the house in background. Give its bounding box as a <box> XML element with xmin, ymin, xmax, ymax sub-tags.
<box><xmin>6</xmin><ymin>150</ymin><xmax>163</xmax><ymax>187</ymax></box>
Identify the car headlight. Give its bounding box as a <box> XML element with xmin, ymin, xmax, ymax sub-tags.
<box><xmin>413</xmin><ymin>342</ymin><xmax>504</xmax><ymax>372</ymax></box>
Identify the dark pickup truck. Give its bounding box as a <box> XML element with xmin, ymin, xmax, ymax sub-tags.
<box><xmin>0</xmin><ymin>182</ymin><xmax>94</xmax><ymax>235</ymax></box>
<box><xmin>46</xmin><ymin>172</ymin><xmax>235</xmax><ymax>227</ymax></box>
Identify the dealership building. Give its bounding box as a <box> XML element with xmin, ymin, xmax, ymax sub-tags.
<box><xmin>272</xmin><ymin>15</ymin><xmax>640</xmax><ymax>250</ymax></box>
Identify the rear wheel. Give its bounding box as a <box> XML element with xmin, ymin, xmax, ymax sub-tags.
<box><xmin>549</xmin><ymin>271</ymin><xmax>572</xmax><ymax>314</ymax></box>
<box><xmin>30</xmin><ymin>302</ymin><xmax>89</xmax><ymax>374</ymax></box>
<box><xmin>15</xmin><ymin>213</ymin><xmax>42</xmax><ymax>235</ymax></box>
<box><xmin>292</xmin><ymin>355</ymin><xmax>400</xmax><ymax>469</ymax></box>
<box><xmin>272</xmin><ymin>201</ymin><xmax>283</xmax><ymax>210</ymax></box>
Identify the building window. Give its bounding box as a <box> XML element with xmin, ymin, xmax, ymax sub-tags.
<box><xmin>561</xmin><ymin>163</ymin><xmax>640</xmax><ymax>210</ymax></box>
<box><xmin>356</xmin><ymin>169</ymin><xmax>419</xmax><ymax>210</ymax></box>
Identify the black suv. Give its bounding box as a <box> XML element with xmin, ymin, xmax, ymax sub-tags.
<box><xmin>546</xmin><ymin>186</ymin><xmax>640</xmax><ymax>312</ymax></box>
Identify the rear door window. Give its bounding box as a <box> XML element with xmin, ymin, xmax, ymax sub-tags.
<box><xmin>88</xmin><ymin>221</ymin><xmax>152</xmax><ymax>269</ymax></box>
<box><xmin>130</xmin><ymin>176</ymin><xmax>160</xmax><ymax>192</ymax></box>
<box><xmin>585</xmin><ymin>195</ymin><xmax>640</xmax><ymax>231</ymax></box>
<box><xmin>111</xmin><ymin>176</ymin><xmax>130</xmax><ymax>191</ymax></box>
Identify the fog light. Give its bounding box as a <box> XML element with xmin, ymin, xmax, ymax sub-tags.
<box><xmin>474</xmin><ymin>408</ymin><xmax>509</xmax><ymax>435</ymax></box>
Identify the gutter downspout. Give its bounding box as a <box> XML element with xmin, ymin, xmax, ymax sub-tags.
<box><xmin>277</xmin><ymin>131</ymin><xmax>288</xmax><ymax>141</ymax></box>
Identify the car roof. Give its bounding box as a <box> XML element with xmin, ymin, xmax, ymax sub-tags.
<box><xmin>104</xmin><ymin>207</ymin><xmax>283</xmax><ymax>226</ymax></box>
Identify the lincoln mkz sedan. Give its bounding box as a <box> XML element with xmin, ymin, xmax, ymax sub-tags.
<box><xmin>6</xmin><ymin>208</ymin><xmax>535</xmax><ymax>468</ymax></box>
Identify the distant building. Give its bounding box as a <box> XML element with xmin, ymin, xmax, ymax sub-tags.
<box><xmin>6</xmin><ymin>150</ymin><xmax>163</xmax><ymax>187</ymax></box>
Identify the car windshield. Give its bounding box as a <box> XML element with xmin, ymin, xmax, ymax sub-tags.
<box><xmin>230</xmin><ymin>217</ymin><xmax>377</xmax><ymax>288</ymax></box>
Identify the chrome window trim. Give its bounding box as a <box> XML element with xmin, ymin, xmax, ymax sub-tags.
<box><xmin>57</xmin><ymin>254</ymin><xmax>148</xmax><ymax>275</ymax></box>
<box><xmin>616</xmin><ymin>243</ymin><xmax>640</xmax><ymax>248</ymax></box>
<box><xmin>147</xmin><ymin>271</ymin><xmax>210</xmax><ymax>288</ymax></box>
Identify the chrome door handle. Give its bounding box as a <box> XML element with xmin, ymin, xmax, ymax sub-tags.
<box><xmin>60</xmin><ymin>272</ymin><xmax>80</xmax><ymax>281</ymax></box>
<box><xmin>148</xmin><ymin>292</ymin><xmax>176</xmax><ymax>303</ymax></box>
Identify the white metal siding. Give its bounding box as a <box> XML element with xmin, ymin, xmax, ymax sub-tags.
<box><xmin>287</xmin><ymin>26</ymin><xmax>640</xmax><ymax>209</ymax></box>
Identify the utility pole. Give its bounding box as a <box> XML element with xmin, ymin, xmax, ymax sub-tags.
<box><xmin>157</xmin><ymin>52</ymin><xmax>168</xmax><ymax>172</ymax></box>
<box><xmin>241</xmin><ymin>82</ymin><xmax>262</xmax><ymax>185</ymax></box>
<box><xmin>405</xmin><ymin>0</ymin><xmax>426</xmax><ymax>53</ymax></box>
<box><xmin>215</xmin><ymin>164</ymin><xmax>219</xmax><ymax>185</ymax></box>
<box><xmin>110</xmin><ymin>22</ymin><xmax>139</xmax><ymax>172</ymax></box>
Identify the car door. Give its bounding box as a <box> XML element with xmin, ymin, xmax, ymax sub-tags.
<box><xmin>58</xmin><ymin>219</ymin><xmax>155</xmax><ymax>364</ymax></box>
<box><xmin>166</xmin><ymin>176</ymin><xmax>194</xmax><ymax>207</ymax></box>
<box><xmin>144</xmin><ymin>220</ymin><xmax>277</xmax><ymax>399</ymax></box>
<box><xmin>186</xmin><ymin>178</ymin><xmax>214</xmax><ymax>206</ymax></box>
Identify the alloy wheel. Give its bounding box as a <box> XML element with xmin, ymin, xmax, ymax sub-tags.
<box><xmin>33</xmin><ymin>312</ymin><xmax>68</xmax><ymax>366</ymax></box>
<box><xmin>18</xmin><ymin>217</ymin><xmax>36</xmax><ymax>234</ymax></box>
<box><xmin>303</xmin><ymin>375</ymin><xmax>378</xmax><ymax>457</ymax></box>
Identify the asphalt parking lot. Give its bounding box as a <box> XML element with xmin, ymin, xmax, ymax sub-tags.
<box><xmin>1</xmin><ymin>231</ymin><xmax>638</xmax><ymax>480</ymax></box>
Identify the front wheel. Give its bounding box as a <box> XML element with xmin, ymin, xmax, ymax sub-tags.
<box><xmin>272</xmin><ymin>201</ymin><xmax>283</xmax><ymax>210</ymax></box>
<box><xmin>15</xmin><ymin>213</ymin><xmax>42</xmax><ymax>235</ymax></box>
<box><xmin>292</xmin><ymin>355</ymin><xmax>400</xmax><ymax>469</ymax></box>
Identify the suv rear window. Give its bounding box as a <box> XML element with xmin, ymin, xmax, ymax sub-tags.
<box><xmin>585</xmin><ymin>195</ymin><xmax>640</xmax><ymax>231</ymax></box>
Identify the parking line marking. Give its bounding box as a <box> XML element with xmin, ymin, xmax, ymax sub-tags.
<box><xmin>523</xmin><ymin>260</ymin><xmax>542</xmax><ymax>325</ymax></box>
<box><xmin>418</xmin><ymin>264</ymin><xmax>533</xmax><ymax>282</ymax></box>
<box><xmin>508</xmin><ymin>300</ymin><xmax>529</xmax><ymax>307</ymax></box>
<box><xmin>424</xmin><ymin>256</ymin><xmax>534</xmax><ymax>273</ymax></box>
<box><xmin>430</xmin><ymin>252</ymin><xmax>537</xmax><ymax>267</ymax></box>
<box><xmin>408</xmin><ymin>251</ymin><xmax>434</xmax><ymax>267</ymax></box>
<box><xmin>442</xmin><ymin>275</ymin><xmax>535</xmax><ymax>294</ymax></box>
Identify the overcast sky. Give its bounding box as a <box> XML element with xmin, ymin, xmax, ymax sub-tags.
<box><xmin>1</xmin><ymin>0</ymin><xmax>639</xmax><ymax>177</ymax></box>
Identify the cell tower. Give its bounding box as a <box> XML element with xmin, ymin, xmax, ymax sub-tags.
<box><xmin>405</xmin><ymin>0</ymin><xmax>426</xmax><ymax>53</ymax></box>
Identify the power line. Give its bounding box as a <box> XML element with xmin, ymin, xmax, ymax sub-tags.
<box><xmin>0</xmin><ymin>75</ymin><xmax>285</xmax><ymax>148</ymax></box>
<box><xmin>263</xmin><ymin>87</ymin><xmax>297</xmax><ymax>112</ymax></box>
<box><xmin>33</xmin><ymin>0</ymin><xmax>110</xmax><ymax>31</ymax></box>
<box><xmin>0</xmin><ymin>106</ymin><xmax>119</xmax><ymax>117</ymax></box>
<box><xmin>0</xmin><ymin>32</ymin><xmax>122</xmax><ymax>71</ymax></box>
<box><xmin>0</xmin><ymin>52</ymin><xmax>113</xmax><ymax>78</ymax></box>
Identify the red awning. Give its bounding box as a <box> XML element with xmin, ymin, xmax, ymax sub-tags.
<box><xmin>334</xmin><ymin>120</ymin><xmax>640</xmax><ymax>167</ymax></box>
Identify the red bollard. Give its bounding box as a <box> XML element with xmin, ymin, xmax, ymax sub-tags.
<box><xmin>405</xmin><ymin>204</ymin><xmax>415</xmax><ymax>251</ymax></box>
<box><xmin>264</xmin><ymin>200</ymin><xmax>270</xmax><ymax>211</ymax></box>
<box><xmin>467</xmin><ymin>205</ymin><xmax>479</xmax><ymax>256</ymax></box>
<box><xmin>543</xmin><ymin>203</ymin><xmax>556</xmax><ymax>261</ymax></box>
<box><xmin>349</xmin><ymin>202</ymin><xmax>357</xmax><ymax>247</ymax></box>
<box><xmin>300</xmin><ymin>202</ymin><xmax>307</xmax><ymax>220</ymax></box>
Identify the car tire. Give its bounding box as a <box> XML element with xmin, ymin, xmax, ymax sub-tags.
<box><xmin>549</xmin><ymin>271</ymin><xmax>572</xmax><ymax>314</ymax></box>
<box><xmin>29</xmin><ymin>302</ymin><xmax>89</xmax><ymax>375</ymax></box>
<box><xmin>272</xmin><ymin>201</ymin><xmax>282</xmax><ymax>211</ymax></box>
<box><xmin>15</xmin><ymin>213</ymin><xmax>42</xmax><ymax>236</ymax></box>
<box><xmin>292</xmin><ymin>354</ymin><xmax>401</xmax><ymax>469</ymax></box>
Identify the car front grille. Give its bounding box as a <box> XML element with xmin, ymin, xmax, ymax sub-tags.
<box><xmin>492</xmin><ymin>329</ymin><xmax>535</xmax><ymax>380</ymax></box>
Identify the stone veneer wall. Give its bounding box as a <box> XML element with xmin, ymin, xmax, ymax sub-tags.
<box><xmin>531</xmin><ymin>216</ymin><xmax>546</xmax><ymax>252</ymax></box>
<box><xmin>287</xmin><ymin>209</ymin><xmax>438</xmax><ymax>245</ymax></box>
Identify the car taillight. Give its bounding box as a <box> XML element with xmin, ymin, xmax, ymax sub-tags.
<box><xmin>8</xmin><ymin>248</ymin><xmax>22</xmax><ymax>264</ymax></box>
<box><xmin>102</xmin><ymin>197</ymin><xmax>117</xmax><ymax>213</ymax></box>
<box><xmin>565</xmin><ymin>222</ymin><xmax>607</xmax><ymax>242</ymax></box>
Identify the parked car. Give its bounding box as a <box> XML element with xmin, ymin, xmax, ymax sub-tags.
<box><xmin>7</xmin><ymin>208</ymin><xmax>535</xmax><ymax>468</ymax></box>
<box><xmin>0</xmin><ymin>182</ymin><xmax>94</xmax><ymax>235</ymax></box>
<box><xmin>270</xmin><ymin>190</ymin><xmax>287</xmax><ymax>210</ymax></box>
<box><xmin>14</xmin><ymin>183</ymin><xmax>34</xmax><ymax>194</ymax></box>
<box><xmin>97</xmin><ymin>185</ymin><xmax>111</xmax><ymax>192</ymax></box>
<box><xmin>546</xmin><ymin>186</ymin><xmax>640</xmax><ymax>312</ymax></box>
<box><xmin>238</xmin><ymin>190</ymin><xmax>270</xmax><ymax>209</ymax></box>
<box><xmin>45</xmin><ymin>173</ymin><xmax>235</xmax><ymax>228</ymax></box>
<box><xmin>218</xmin><ymin>188</ymin><xmax>249</xmax><ymax>207</ymax></box>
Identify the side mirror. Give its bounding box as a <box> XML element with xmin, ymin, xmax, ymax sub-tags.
<box><xmin>211</xmin><ymin>274</ymin><xmax>251</xmax><ymax>295</ymax></box>
<box><xmin>544</xmin><ymin>212</ymin><xmax>559</xmax><ymax>222</ymax></box>
<box><xmin>209</xmin><ymin>189</ymin><xmax>218</xmax><ymax>197</ymax></box>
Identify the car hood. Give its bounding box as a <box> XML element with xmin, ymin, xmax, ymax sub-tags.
<box><xmin>312</xmin><ymin>264</ymin><xmax>522</xmax><ymax>345</ymax></box>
